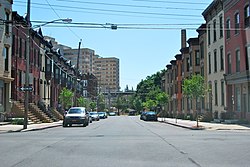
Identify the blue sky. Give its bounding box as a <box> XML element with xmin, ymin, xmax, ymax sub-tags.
<box><xmin>13</xmin><ymin>0</ymin><xmax>212</xmax><ymax>90</ymax></box>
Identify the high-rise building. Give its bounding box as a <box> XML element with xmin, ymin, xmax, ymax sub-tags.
<box><xmin>63</xmin><ymin>48</ymin><xmax>95</xmax><ymax>74</ymax></box>
<box><xmin>94</xmin><ymin>55</ymin><xmax>120</xmax><ymax>93</ymax></box>
<box><xmin>43</xmin><ymin>36</ymin><xmax>120</xmax><ymax>94</ymax></box>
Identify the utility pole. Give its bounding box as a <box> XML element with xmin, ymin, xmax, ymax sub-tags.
<box><xmin>76</xmin><ymin>39</ymin><xmax>82</xmax><ymax>70</ymax></box>
<box><xmin>24</xmin><ymin>0</ymin><xmax>31</xmax><ymax>129</ymax></box>
<box><xmin>74</xmin><ymin>39</ymin><xmax>82</xmax><ymax>106</ymax></box>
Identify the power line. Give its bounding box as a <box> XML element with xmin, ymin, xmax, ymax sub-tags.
<box><xmin>55</xmin><ymin>0</ymin><xmax>204</xmax><ymax>11</ymax></box>
<box><xmin>132</xmin><ymin>0</ymin><xmax>209</xmax><ymax>5</ymax></box>
<box><xmin>44</xmin><ymin>0</ymin><xmax>81</xmax><ymax>40</ymax></box>
<box><xmin>14</xmin><ymin>1</ymin><xmax>201</xmax><ymax>18</ymax></box>
<box><xmin>14</xmin><ymin>4</ymin><xmax>201</xmax><ymax>21</ymax></box>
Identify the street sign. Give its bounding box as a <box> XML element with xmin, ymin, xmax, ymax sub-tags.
<box><xmin>20</xmin><ymin>87</ymin><xmax>33</xmax><ymax>92</ymax></box>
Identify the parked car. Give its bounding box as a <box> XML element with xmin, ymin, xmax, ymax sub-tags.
<box><xmin>140</xmin><ymin>111</ymin><xmax>147</xmax><ymax>120</ymax></box>
<box><xmin>109</xmin><ymin>112</ymin><xmax>116</xmax><ymax>116</ymax></box>
<box><xmin>98</xmin><ymin>112</ymin><xmax>107</xmax><ymax>119</ymax></box>
<box><xmin>89</xmin><ymin>112</ymin><xmax>100</xmax><ymax>121</ymax></box>
<box><xmin>140</xmin><ymin>111</ymin><xmax>158</xmax><ymax>121</ymax></box>
<box><xmin>63</xmin><ymin>107</ymin><xmax>90</xmax><ymax>127</ymax></box>
<box><xmin>128</xmin><ymin>110</ymin><xmax>136</xmax><ymax>116</ymax></box>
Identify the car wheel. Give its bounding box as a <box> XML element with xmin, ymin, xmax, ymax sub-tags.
<box><xmin>69</xmin><ymin>124</ymin><xmax>72</xmax><ymax>127</ymax></box>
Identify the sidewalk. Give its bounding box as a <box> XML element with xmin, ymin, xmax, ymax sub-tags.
<box><xmin>158</xmin><ymin>118</ymin><xmax>250</xmax><ymax>131</ymax></box>
<box><xmin>0</xmin><ymin>121</ymin><xmax>63</xmax><ymax>134</ymax></box>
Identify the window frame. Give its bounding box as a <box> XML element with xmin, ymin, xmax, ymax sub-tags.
<box><xmin>235</xmin><ymin>12</ymin><xmax>240</xmax><ymax>34</ymax></box>
<box><xmin>226</xmin><ymin>18</ymin><xmax>231</xmax><ymax>39</ymax></box>
<box><xmin>236</xmin><ymin>49</ymin><xmax>240</xmax><ymax>72</ymax></box>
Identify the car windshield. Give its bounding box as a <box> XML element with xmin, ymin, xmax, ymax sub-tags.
<box><xmin>90</xmin><ymin>112</ymin><xmax>98</xmax><ymax>115</ymax></box>
<box><xmin>147</xmin><ymin>112</ymin><xmax>156</xmax><ymax>115</ymax></box>
<box><xmin>68</xmin><ymin>108</ymin><xmax>83</xmax><ymax>114</ymax></box>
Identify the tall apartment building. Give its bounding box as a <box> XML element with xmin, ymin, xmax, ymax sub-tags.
<box><xmin>203</xmin><ymin>0</ymin><xmax>226</xmax><ymax>119</ymax></box>
<box><xmin>94</xmin><ymin>55</ymin><xmax>120</xmax><ymax>93</ymax></box>
<box><xmin>43</xmin><ymin>36</ymin><xmax>120</xmax><ymax>94</ymax></box>
<box><xmin>63</xmin><ymin>48</ymin><xmax>95</xmax><ymax>74</ymax></box>
<box><xmin>223</xmin><ymin>0</ymin><xmax>250</xmax><ymax>120</ymax></box>
<box><xmin>0</xmin><ymin>0</ymin><xmax>13</xmax><ymax>121</ymax></box>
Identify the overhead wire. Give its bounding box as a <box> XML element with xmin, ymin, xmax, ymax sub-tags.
<box><xmin>14</xmin><ymin>4</ymin><xmax>201</xmax><ymax>21</ymax></box>
<box><xmin>132</xmin><ymin>0</ymin><xmax>209</xmax><ymax>5</ymax></box>
<box><xmin>55</xmin><ymin>0</ymin><xmax>204</xmax><ymax>11</ymax></box>
<box><xmin>44</xmin><ymin>0</ymin><xmax>81</xmax><ymax>40</ymax></box>
<box><xmin>14</xmin><ymin>1</ymin><xmax>202</xmax><ymax>18</ymax></box>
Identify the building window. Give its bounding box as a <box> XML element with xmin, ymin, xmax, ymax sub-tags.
<box><xmin>236</xmin><ymin>50</ymin><xmax>240</xmax><ymax>72</ymax></box>
<box><xmin>0</xmin><ymin>86</ymin><xmax>3</xmax><ymax>108</ymax></box>
<box><xmin>201</xmin><ymin>66</ymin><xmax>204</xmax><ymax>77</ymax></box>
<box><xmin>236</xmin><ymin>87</ymin><xmax>241</xmax><ymax>112</ymax></box>
<box><xmin>195</xmin><ymin>50</ymin><xmax>200</xmax><ymax>66</ymax></box>
<box><xmin>219</xmin><ymin>15</ymin><xmax>223</xmax><ymax>38</ymax></box>
<box><xmin>189</xmin><ymin>54</ymin><xmax>192</xmax><ymax>67</ymax></box>
<box><xmin>12</xmin><ymin>35</ymin><xmax>15</xmax><ymax>55</ymax></box>
<box><xmin>214</xmin><ymin>50</ymin><xmax>217</xmax><ymax>73</ymax></box>
<box><xmin>235</xmin><ymin>13</ymin><xmax>240</xmax><ymax>34</ymax></box>
<box><xmin>5</xmin><ymin>11</ymin><xmax>10</xmax><ymax>34</ymax></box>
<box><xmin>220</xmin><ymin>46</ymin><xmax>224</xmax><ymax>70</ymax></box>
<box><xmin>246</xmin><ymin>46</ymin><xmax>250</xmax><ymax>70</ymax></box>
<box><xmin>226</xmin><ymin>18</ymin><xmax>231</xmax><ymax>39</ymax></box>
<box><xmin>19</xmin><ymin>38</ymin><xmax>22</xmax><ymax>58</ymax></box>
<box><xmin>3</xmin><ymin>46</ymin><xmax>9</xmax><ymax>71</ymax></box>
<box><xmin>228</xmin><ymin>53</ymin><xmax>232</xmax><ymax>74</ymax></box>
<box><xmin>221</xmin><ymin>81</ymin><xmax>224</xmax><ymax>106</ymax></box>
<box><xmin>18</xmin><ymin>70</ymin><xmax>22</xmax><ymax>86</ymax></box>
<box><xmin>214</xmin><ymin>81</ymin><xmax>218</xmax><ymax>106</ymax></box>
<box><xmin>208</xmin><ymin>53</ymin><xmax>211</xmax><ymax>74</ymax></box>
<box><xmin>200</xmin><ymin>42</ymin><xmax>204</xmax><ymax>60</ymax></box>
<box><xmin>208</xmin><ymin>24</ymin><xmax>211</xmax><ymax>45</ymax></box>
<box><xmin>213</xmin><ymin>19</ymin><xmax>217</xmax><ymax>42</ymax></box>
<box><xmin>244</xmin><ymin>5</ymin><xmax>250</xmax><ymax>27</ymax></box>
<box><xmin>186</xmin><ymin>57</ymin><xmax>189</xmax><ymax>72</ymax></box>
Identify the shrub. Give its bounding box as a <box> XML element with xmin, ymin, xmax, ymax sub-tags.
<box><xmin>11</xmin><ymin>118</ymin><xmax>24</xmax><ymax>125</ymax></box>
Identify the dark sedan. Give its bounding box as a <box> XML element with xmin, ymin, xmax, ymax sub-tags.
<box><xmin>141</xmin><ymin>111</ymin><xmax>158</xmax><ymax>121</ymax></box>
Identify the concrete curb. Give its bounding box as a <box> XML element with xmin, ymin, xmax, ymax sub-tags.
<box><xmin>159</xmin><ymin>120</ymin><xmax>205</xmax><ymax>130</ymax></box>
<box><xmin>0</xmin><ymin>122</ymin><xmax>62</xmax><ymax>134</ymax></box>
<box><xmin>20</xmin><ymin>124</ymin><xmax>62</xmax><ymax>132</ymax></box>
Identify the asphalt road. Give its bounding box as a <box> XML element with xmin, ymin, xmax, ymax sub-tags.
<box><xmin>0</xmin><ymin>116</ymin><xmax>250</xmax><ymax>167</ymax></box>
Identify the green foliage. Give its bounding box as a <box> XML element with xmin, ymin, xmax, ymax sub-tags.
<box><xmin>89</xmin><ymin>101</ymin><xmax>97</xmax><ymax>111</ymax></box>
<box><xmin>135</xmin><ymin>69</ymin><xmax>169</xmax><ymax>112</ymax></box>
<box><xmin>143</xmin><ymin>99</ymin><xmax>157</xmax><ymax>110</ymax></box>
<box><xmin>97</xmin><ymin>93</ymin><xmax>105</xmax><ymax>111</ymax></box>
<box><xmin>133</xmin><ymin>96</ymin><xmax>143</xmax><ymax>112</ymax></box>
<box><xmin>182</xmin><ymin>75</ymin><xmax>206</xmax><ymax>99</ymax></box>
<box><xmin>59</xmin><ymin>88</ymin><xmax>74</xmax><ymax>109</ymax></box>
<box><xmin>11</xmin><ymin>118</ymin><xmax>24</xmax><ymax>125</ymax></box>
<box><xmin>77</xmin><ymin>97</ymin><xmax>92</xmax><ymax>110</ymax></box>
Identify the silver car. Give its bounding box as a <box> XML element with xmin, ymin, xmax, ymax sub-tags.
<box><xmin>63</xmin><ymin>107</ymin><xmax>90</xmax><ymax>127</ymax></box>
<box><xmin>89</xmin><ymin>112</ymin><xmax>100</xmax><ymax>121</ymax></box>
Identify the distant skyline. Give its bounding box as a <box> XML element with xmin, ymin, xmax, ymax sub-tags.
<box><xmin>13</xmin><ymin>0</ymin><xmax>212</xmax><ymax>90</ymax></box>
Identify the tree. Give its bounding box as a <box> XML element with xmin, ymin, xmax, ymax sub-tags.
<box><xmin>143</xmin><ymin>99</ymin><xmax>157</xmax><ymax>111</ymax></box>
<box><xmin>133</xmin><ymin>97</ymin><xmax>143</xmax><ymax>113</ymax></box>
<box><xmin>97</xmin><ymin>93</ymin><xmax>105</xmax><ymax>112</ymax></box>
<box><xmin>114</xmin><ymin>95</ymin><xmax>123</xmax><ymax>115</ymax></box>
<box><xmin>182</xmin><ymin>75</ymin><xmax>207</xmax><ymax>127</ymax></box>
<box><xmin>77</xmin><ymin>97</ymin><xmax>90</xmax><ymax>110</ymax></box>
<box><xmin>59</xmin><ymin>88</ymin><xmax>74</xmax><ymax>110</ymax></box>
<box><xmin>89</xmin><ymin>101</ymin><xmax>97</xmax><ymax>111</ymax></box>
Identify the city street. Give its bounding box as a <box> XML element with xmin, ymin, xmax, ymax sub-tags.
<box><xmin>1</xmin><ymin>116</ymin><xmax>250</xmax><ymax>167</ymax></box>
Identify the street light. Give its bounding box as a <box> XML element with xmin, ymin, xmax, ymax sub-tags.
<box><xmin>24</xmin><ymin>1</ymin><xmax>72</xmax><ymax>129</ymax></box>
<box><xmin>32</xmin><ymin>18</ymin><xmax>72</xmax><ymax>29</ymax></box>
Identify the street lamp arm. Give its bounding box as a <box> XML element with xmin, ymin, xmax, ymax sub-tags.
<box><xmin>32</xmin><ymin>18</ymin><xmax>72</xmax><ymax>29</ymax></box>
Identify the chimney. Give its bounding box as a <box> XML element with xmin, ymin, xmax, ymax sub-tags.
<box><xmin>181</xmin><ymin>29</ymin><xmax>187</xmax><ymax>48</ymax></box>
